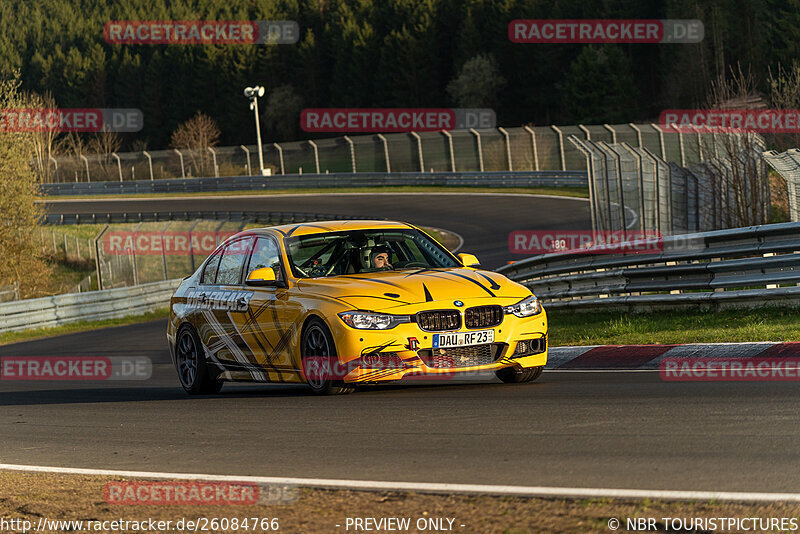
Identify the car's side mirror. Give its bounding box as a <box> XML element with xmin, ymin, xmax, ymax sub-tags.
<box><xmin>458</xmin><ymin>253</ymin><xmax>480</xmax><ymax>267</ymax></box>
<box><xmin>246</xmin><ymin>267</ymin><xmax>279</xmax><ymax>286</ymax></box>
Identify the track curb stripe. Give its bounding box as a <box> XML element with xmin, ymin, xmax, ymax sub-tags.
<box><xmin>557</xmin><ymin>344</ymin><xmax>677</xmax><ymax>369</ymax></box>
<box><xmin>2</xmin><ymin>463</ymin><xmax>800</xmax><ymax>502</ymax></box>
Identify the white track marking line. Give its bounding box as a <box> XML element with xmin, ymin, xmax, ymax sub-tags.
<box><xmin>1</xmin><ymin>463</ymin><xmax>799</xmax><ymax>502</ymax></box>
<box><xmin>39</xmin><ymin>192</ymin><xmax>590</xmax><ymax>203</ymax></box>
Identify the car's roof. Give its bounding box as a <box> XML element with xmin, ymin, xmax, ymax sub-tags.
<box><xmin>260</xmin><ymin>220</ymin><xmax>414</xmax><ymax>238</ymax></box>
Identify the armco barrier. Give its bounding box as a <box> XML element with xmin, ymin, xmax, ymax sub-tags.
<box><xmin>45</xmin><ymin>211</ymin><xmax>375</xmax><ymax>225</ymax></box>
<box><xmin>0</xmin><ymin>279</ymin><xmax>181</xmax><ymax>333</ymax></box>
<box><xmin>498</xmin><ymin>222</ymin><xmax>800</xmax><ymax>311</ymax></box>
<box><xmin>39</xmin><ymin>171</ymin><xmax>587</xmax><ymax>196</ymax></box>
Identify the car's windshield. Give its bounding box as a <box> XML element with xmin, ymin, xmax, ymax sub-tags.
<box><xmin>284</xmin><ymin>228</ymin><xmax>459</xmax><ymax>278</ymax></box>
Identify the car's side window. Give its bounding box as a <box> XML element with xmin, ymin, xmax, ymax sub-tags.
<box><xmin>200</xmin><ymin>249</ymin><xmax>222</xmax><ymax>285</ymax></box>
<box><xmin>247</xmin><ymin>237</ymin><xmax>284</xmax><ymax>282</ymax></box>
<box><xmin>216</xmin><ymin>237</ymin><xmax>254</xmax><ymax>285</ymax></box>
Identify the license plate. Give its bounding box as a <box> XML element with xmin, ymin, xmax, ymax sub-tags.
<box><xmin>432</xmin><ymin>330</ymin><xmax>494</xmax><ymax>349</ymax></box>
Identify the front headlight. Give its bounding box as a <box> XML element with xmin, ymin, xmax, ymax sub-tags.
<box><xmin>504</xmin><ymin>295</ymin><xmax>542</xmax><ymax>318</ymax></box>
<box><xmin>338</xmin><ymin>311</ymin><xmax>411</xmax><ymax>330</ymax></box>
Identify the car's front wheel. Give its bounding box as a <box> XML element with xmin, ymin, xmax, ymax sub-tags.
<box><xmin>496</xmin><ymin>365</ymin><xmax>543</xmax><ymax>384</ymax></box>
<box><xmin>175</xmin><ymin>325</ymin><xmax>223</xmax><ymax>395</ymax></box>
<box><xmin>301</xmin><ymin>318</ymin><xmax>354</xmax><ymax>395</ymax></box>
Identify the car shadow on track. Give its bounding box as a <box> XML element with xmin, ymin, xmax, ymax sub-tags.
<box><xmin>0</xmin><ymin>383</ymin><xmax>319</xmax><ymax>406</ymax></box>
<box><xmin>0</xmin><ymin>379</ymin><xmax>547</xmax><ymax>405</ymax></box>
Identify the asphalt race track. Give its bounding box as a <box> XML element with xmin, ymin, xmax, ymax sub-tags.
<box><xmin>2</xmin><ymin>319</ymin><xmax>800</xmax><ymax>493</ymax></box>
<box><xmin>3</xmin><ymin>192</ymin><xmax>798</xmax><ymax>494</ymax></box>
<box><xmin>43</xmin><ymin>192</ymin><xmax>591</xmax><ymax>269</ymax></box>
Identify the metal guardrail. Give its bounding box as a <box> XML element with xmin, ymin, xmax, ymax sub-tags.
<box><xmin>5</xmin><ymin>223</ymin><xmax>798</xmax><ymax>334</ymax></box>
<box><xmin>45</xmin><ymin>211</ymin><xmax>375</xmax><ymax>226</ymax></box>
<box><xmin>39</xmin><ymin>171</ymin><xmax>588</xmax><ymax>196</ymax></box>
<box><xmin>498</xmin><ymin>222</ymin><xmax>800</xmax><ymax>310</ymax></box>
<box><xmin>0</xmin><ymin>279</ymin><xmax>181</xmax><ymax>334</ymax></box>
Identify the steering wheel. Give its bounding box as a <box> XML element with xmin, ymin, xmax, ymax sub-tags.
<box><xmin>306</xmin><ymin>263</ymin><xmax>329</xmax><ymax>277</ymax></box>
<box><xmin>401</xmin><ymin>262</ymin><xmax>428</xmax><ymax>268</ymax></box>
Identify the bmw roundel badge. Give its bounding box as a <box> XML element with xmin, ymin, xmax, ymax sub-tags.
<box><xmin>454</xmin><ymin>300</ymin><xmax>464</xmax><ymax>307</ymax></box>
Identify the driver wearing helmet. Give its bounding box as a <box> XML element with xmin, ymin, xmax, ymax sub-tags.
<box><xmin>370</xmin><ymin>245</ymin><xmax>393</xmax><ymax>271</ymax></box>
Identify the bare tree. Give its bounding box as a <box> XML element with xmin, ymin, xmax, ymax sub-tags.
<box><xmin>699</xmin><ymin>64</ymin><xmax>770</xmax><ymax>227</ymax></box>
<box><xmin>87</xmin><ymin>126</ymin><xmax>123</xmax><ymax>180</ymax></box>
<box><xmin>767</xmin><ymin>61</ymin><xmax>800</xmax><ymax>152</ymax></box>
<box><xmin>170</xmin><ymin>112</ymin><xmax>221</xmax><ymax>177</ymax></box>
<box><xmin>25</xmin><ymin>91</ymin><xmax>61</xmax><ymax>183</ymax></box>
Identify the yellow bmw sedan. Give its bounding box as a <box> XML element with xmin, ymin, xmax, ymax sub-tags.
<box><xmin>167</xmin><ymin>220</ymin><xmax>547</xmax><ymax>394</ymax></box>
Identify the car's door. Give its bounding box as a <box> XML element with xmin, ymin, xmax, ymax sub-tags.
<box><xmin>195</xmin><ymin>236</ymin><xmax>260</xmax><ymax>372</ymax></box>
<box><xmin>240</xmin><ymin>236</ymin><xmax>304</xmax><ymax>380</ymax></box>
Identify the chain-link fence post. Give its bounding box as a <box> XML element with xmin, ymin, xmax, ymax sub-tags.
<box><xmin>308</xmin><ymin>140</ymin><xmax>320</xmax><ymax>174</ymax></box>
<box><xmin>130</xmin><ymin>221</ymin><xmax>142</xmax><ymax>286</ymax></box>
<box><xmin>208</xmin><ymin>147</ymin><xmax>219</xmax><ymax>177</ymax></box>
<box><xmin>79</xmin><ymin>155</ymin><xmax>90</xmax><ymax>182</ymax></box>
<box><xmin>469</xmin><ymin>129</ymin><xmax>484</xmax><ymax>172</ymax></box>
<box><xmin>174</xmin><ymin>149</ymin><xmax>186</xmax><ymax>178</ymax></box>
<box><xmin>143</xmin><ymin>151</ymin><xmax>153</xmax><ymax>180</ymax></box>
<box><xmin>273</xmin><ymin>143</ymin><xmax>285</xmax><ymax>174</ymax></box>
<box><xmin>239</xmin><ymin>146</ymin><xmax>252</xmax><ymax>175</ymax></box>
<box><xmin>568</xmin><ymin>136</ymin><xmax>598</xmax><ymax>232</ymax></box>
<box><xmin>619</xmin><ymin>142</ymin><xmax>647</xmax><ymax>233</ymax></box>
<box><xmin>343</xmin><ymin>136</ymin><xmax>356</xmax><ymax>173</ymax></box>
<box><xmin>629</xmin><ymin>123</ymin><xmax>643</xmax><ymax>147</ymax></box>
<box><xmin>523</xmin><ymin>126</ymin><xmax>539</xmax><ymax>171</ymax></box>
<box><xmin>551</xmin><ymin>126</ymin><xmax>565</xmax><ymax>170</ymax></box>
<box><xmin>409</xmin><ymin>132</ymin><xmax>424</xmax><ymax>172</ymax></box>
<box><xmin>94</xmin><ymin>224</ymin><xmax>109</xmax><ymax>290</ymax></box>
<box><xmin>111</xmin><ymin>152</ymin><xmax>123</xmax><ymax>181</ymax></box>
<box><xmin>376</xmin><ymin>134</ymin><xmax>390</xmax><ymax>172</ymax></box>
<box><xmin>497</xmin><ymin>127</ymin><xmax>512</xmax><ymax>171</ymax></box>
<box><xmin>441</xmin><ymin>130</ymin><xmax>455</xmax><ymax>171</ymax></box>
<box><xmin>156</xmin><ymin>221</ymin><xmax>168</xmax><ymax>281</ymax></box>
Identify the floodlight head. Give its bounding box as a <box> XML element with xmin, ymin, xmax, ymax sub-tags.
<box><xmin>244</xmin><ymin>86</ymin><xmax>265</xmax><ymax>100</ymax></box>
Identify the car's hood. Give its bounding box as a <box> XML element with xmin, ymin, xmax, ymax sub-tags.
<box><xmin>295</xmin><ymin>268</ymin><xmax>531</xmax><ymax>311</ymax></box>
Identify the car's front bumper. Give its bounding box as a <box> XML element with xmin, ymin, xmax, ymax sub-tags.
<box><xmin>322</xmin><ymin>306</ymin><xmax>548</xmax><ymax>383</ymax></box>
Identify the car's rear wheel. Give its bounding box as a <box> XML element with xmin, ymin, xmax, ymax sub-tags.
<box><xmin>176</xmin><ymin>325</ymin><xmax>223</xmax><ymax>395</ymax></box>
<box><xmin>301</xmin><ymin>318</ymin><xmax>354</xmax><ymax>395</ymax></box>
<box><xmin>496</xmin><ymin>365</ymin><xmax>543</xmax><ymax>384</ymax></box>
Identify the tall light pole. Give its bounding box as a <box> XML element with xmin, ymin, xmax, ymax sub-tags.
<box><xmin>244</xmin><ymin>85</ymin><xmax>267</xmax><ymax>175</ymax></box>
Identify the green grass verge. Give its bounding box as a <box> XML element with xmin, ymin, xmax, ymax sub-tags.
<box><xmin>548</xmin><ymin>307</ymin><xmax>800</xmax><ymax>346</ymax></box>
<box><xmin>0</xmin><ymin>307</ymin><xmax>169</xmax><ymax>346</ymax></box>
<box><xmin>42</xmin><ymin>185</ymin><xmax>590</xmax><ymax>200</ymax></box>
